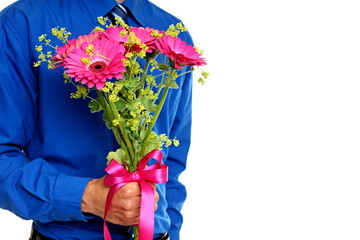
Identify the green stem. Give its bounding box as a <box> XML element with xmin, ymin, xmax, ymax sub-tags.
<box><xmin>139</xmin><ymin>58</ymin><xmax>152</xmax><ymax>89</ymax></box>
<box><xmin>96</xmin><ymin>91</ymin><xmax>134</xmax><ymax>166</ymax></box>
<box><xmin>108</xmin><ymin>99</ymin><xmax>136</xmax><ymax>166</ymax></box>
<box><xmin>111</xmin><ymin>127</ymin><xmax>127</xmax><ymax>152</ymax></box>
<box><xmin>139</xmin><ymin>71</ymin><xmax>173</xmax><ymax>156</ymax></box>
<box><xmin>147</xmin><ymin>71</ymin><xmax>174</xmax><ymax>133</ymax></box>
<box><xmin>149</xmin><ymin>84</ymin><xmax>169</xmax><ymax>131</ymax></box>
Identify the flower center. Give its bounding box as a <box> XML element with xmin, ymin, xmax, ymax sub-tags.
<box><xmin>89</xmin><ymin>61</ymin><xmax>107</xmax><ymax>73</ymax></box>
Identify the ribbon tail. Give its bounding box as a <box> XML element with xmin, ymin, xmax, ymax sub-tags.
<box><xmin>103</xmin><ymin>184</ymin><xmax>126</xmax><ymax>240</ymax></box>
<box><xmin>138</xmin><ymin>181</ymin><xmax>155</xmax><ymax>240</ymax></box>
<box><xmin>103</xmin><ymin>220</ymin><xmax>112</xmax><ymax>240</ymax></box>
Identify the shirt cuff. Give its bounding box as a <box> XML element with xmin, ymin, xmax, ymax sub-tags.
<box><xmin>169</xmin><ymin>227</ymin><xmax>179</xmax><ymax>240</ymax></box>
<box><xmin>52</xmin><ymin>174</ymin><xmax>92</xmax><ymax>222</ymax></box>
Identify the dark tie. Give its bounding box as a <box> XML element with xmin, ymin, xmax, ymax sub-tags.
<box><xmin>107</xmin><ymin>4</ymin><xmax>128</xmax><ymax>24</ymax></box>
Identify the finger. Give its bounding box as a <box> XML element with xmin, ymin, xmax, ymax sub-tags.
<box><xmin>118</xmin><ymin>182</ymin><xmax>141</xmax><ymax>198</ymax></box>
<box><xmin>114</xmin><ymin>195</ymin><xmax>141</xmax><ymax>211</ymax></box>
<box><xmin>154</xmin><ymin>191</ymin><xmax>159</xmax><ymax>203</ymax></box>
<box><xmin>154</xmin><ymin>190</ymin><xmax>159</xmax><ymax>211</ymax></box>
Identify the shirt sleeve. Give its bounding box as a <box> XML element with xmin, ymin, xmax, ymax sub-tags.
<box><xmin>165</xmin><ymin>66</ymin><xmax>193</xmax><ymax>240</ymax></box>
<box><xmin>0</xmin><ymin>12</ymin><xmax>91</xmax><ymax>223</ymax></box>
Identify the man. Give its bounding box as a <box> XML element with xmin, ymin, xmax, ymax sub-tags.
<box><xmin>0</xmin><ymin>0</ymin><xmax>193</xmax><ymax>239</ymax></box>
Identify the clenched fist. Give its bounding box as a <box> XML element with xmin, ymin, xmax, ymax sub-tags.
<box><xmin>81</xmin><ymin>175</ymin><xmax>159</xmax><ymax>226</ymax></box>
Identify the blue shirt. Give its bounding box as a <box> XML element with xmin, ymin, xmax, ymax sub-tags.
<box><xmin>0</xmin><ymin>0</ymin><xmax>193</xmax><ymax>239</ymax></box>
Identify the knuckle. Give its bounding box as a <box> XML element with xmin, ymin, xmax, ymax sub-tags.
<box><xmin>155</xmin><ymin>191</ymin><xmax>159</xmax><ymax>202</ymax></box>
<box><xmin>122</xmin><ymin>183</ymin><xmax>140</xmax><ymax>197</ymax></box>
<box><xmin>123</xmin><ymin>198</ymin><xmax>139</xmax><ymax>210</ymax></box>
<box><xmin>123</xmin><ymin>211</ymin><xmax>133</xmax><ymax>218</ymax></box>
<box><xmin>123</xmin><ymin>201</ymin><xmax>134</xmax><ymax>210</ymax></box>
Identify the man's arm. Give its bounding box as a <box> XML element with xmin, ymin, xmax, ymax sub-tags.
<box><xmin>165</xmin><ymin>65</ymin><xmax>193</xmax><ymax>240</ymax></box>
<box><xmin>0</xmin><ymin>14</ymin><xmax>92</xmax><ymax>223</ymax></box>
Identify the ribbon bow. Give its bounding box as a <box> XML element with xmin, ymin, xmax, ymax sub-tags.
<box><xmin>103</xmin><ymin>149</ymin><xmax>168</xmax><ymax>240</ymax></box>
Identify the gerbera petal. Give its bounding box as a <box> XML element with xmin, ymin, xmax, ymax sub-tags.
<box><xmin>60</xmin><ymin>34</ymin><xmax>127</xmax><ymax>89</ymax></box>
<box><xmin>155</xmin><ymin>35</ymin><xmax>206</xmax><ymax>69</ymax></box>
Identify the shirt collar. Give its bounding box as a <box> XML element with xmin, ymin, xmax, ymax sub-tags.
<box><xmin>81</xmin><ymin>0</ymin><xmax>117</xmax><ymax>23</ymax></box>
<box><xmin>81</xmin><ymin>0</ymin><xmax>177</xmax><ymax>31</ymax></box>
<box><xmin>123</xmin><ymin>0</ymin><xmax>181</xmax><ymax>31</ymax></box>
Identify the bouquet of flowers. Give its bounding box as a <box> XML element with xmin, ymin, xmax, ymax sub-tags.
<box><xmin>35</xmin><ymin>17</ymin><xmax>207</xmax><ymax>240</ymax></box>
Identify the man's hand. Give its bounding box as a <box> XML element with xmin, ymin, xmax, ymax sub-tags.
<box><xmin>81</xmin><ymin>176</ymin><xmax>159</xmax><ymax>226</ymax></box>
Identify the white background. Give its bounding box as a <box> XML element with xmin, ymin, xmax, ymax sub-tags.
<box><xmin>1</xmin><ymin>0</ymin><xmax>360</xmax><ymax>239</ymax></box>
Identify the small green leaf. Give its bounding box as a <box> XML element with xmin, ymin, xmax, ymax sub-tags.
<box><xmin>124</xmin><ymin>76</ymin><xmax>139</xmax><ymax>90</ymax></box>
<box><xmin>106</xmin><ymin>148</ymin><xmax>126</xmax><ymax>165</ymax></box>
<box><xmin>140</xmin><ymin>97</ymin><xmax>157</xmax><ymax>112</ymax></box>
<box><xmin>158</xmin><ymin>64</ymin><xmax>170</xmax><ymax>71</ymax></box>
<box><xmin>157</xmin><ymin>83</ymin><xmax>165</xmax><ymax>88</ymax></box>
<box><xmin>140</xmin><ymin>131</ymin><xmax>147</xmax><ymax>141</ymax></box>
<box><xmin>114</xmin><ymin>99</ymin><xmax>127</xmax><ymax>111</ymax></box>
<box><xmin>168</xmin><ymin>80</ymin><xmax>179</xmax><ymax>89</ymax></box>
<box><xmin>88</xmin><ymin>99</ymin><xmax>103</xmax><ymax>113</ymax></box>
<box><xmin>102</xmin><ymin>113</ymin><xmax>112</xmax><ymax>129</ymax></box>
<box><xmin>143</xmin><ymin>139</ymin><xmax>159</xmax><ymax>156</ymax></box>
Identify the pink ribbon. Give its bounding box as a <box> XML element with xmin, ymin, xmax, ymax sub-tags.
<box><xmin>103</xmin><ymin>149</ymin><xmax>168</xmax><ymax>240</ymax></box>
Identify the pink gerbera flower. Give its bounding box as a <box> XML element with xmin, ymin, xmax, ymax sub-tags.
<box><xmin>105</xmin><ymin>26</ymin><xmax>157</xmax><ymax>53</ymax></box>
<box><xmin>155</xmin><ymin>35</ymin><xmax>206</xmax><ymax>69</ymax></box>
<box><xmin>129</xmin><ymin>27</ymin><xmax>157</xmax><ymax>53</ymax></box>
<box><xmin>63</xmin><ymin>38</ymin><xmax>126</xmax><ymax>89</ymax></box>
<box><xmin>52</xmin><ymin>32</ymin><xmax>105</xmax><ymax>67</ymax></box>
<box><xmin>104</xmin><ymin>26</ymin><xmax>128</xmax><ymax>44</ymax></box>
